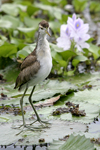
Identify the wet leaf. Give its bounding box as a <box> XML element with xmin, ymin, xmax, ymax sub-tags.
<box><xmin>34</xmin><ymin>95</ymin><xmax>60</xmax><ymax>107</ymax></box>
<box><xmin>0</xmin><ymin>120</ymin><xmax>86</xmax><ymax>145</ymax></box>
<box><xmin>48</xmin><ymin>134</ymin><xmax>95</xmax><ymax>150</ymax></box>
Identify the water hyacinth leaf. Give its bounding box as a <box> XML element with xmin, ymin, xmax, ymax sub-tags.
<box><xmin>49</xmin><ymin>21</ymin><xmax>61</xmax><ymax>31</ymax></box>
<box><xmin>48</xmin><ymin>134</ymin><xmax>95</xmax><ymax>150</ymax></box>
<box><xmin>90</xmin><ymin>1</ymin><xmax>100</xmax><ymax>12</ymax></box>
<box><xmin>50</xmin><ymin>43</ymin><xmax>64</xmax><ymax>52</ymax></box>
<box><xmin>17</xmin><ymin>43</ymin><xmax>36</xmax><ymax>59</ymax></box>
<box><xmin>72</xmin><ymin>0</ymin><xmax>87</xmax><ymax>12</ymax></box>
<box><xmin>0</xmin><ymin>35</ymin><xmax>7</xmax><ymax>46</ymax></box>
<box><xmin>1</xmin><ymin>3</ymin><xmax>19</xmax><ymax>16</ymax></box>
<box><xmin>17</xmin><ymin>27</ymin><xmax>35</xmax><ymax>33</ymax></box>
<box><xmin>0</xmin><ymin>20</ymin><xmax>12</xmax><ymax>29</ymax></box>
<box><xmin>27</xmin><ymin>5</ymin><xmax>39</xmax><ymax>16</ymax></box>
<box><xmin>11</xmin><ymin>37</ymin><xmax>26</xmax><ymax>49</ymax></box>
<box><xmin>88</xmin><ymin>43</ymin><xmax>100</xmax><ymax>59</ymax></box>
<box><xmin>1</xmin><ymin>15</ymin><xmax>20</xmax><ymax>29</ymax></box>
<box><xmin>24</xmin><ymin>17</ymin><xmax>41</xmax><ymax>28</ymax></box>
<box><xmin>72</xmin><ymin>55</ymin><xmax>88</xmax><ymax>67</ymax></box>
<box><xmin>0</xmin><ymin>43</ymin><xmax>17</xmax><ymax>58</ymax></box>
<box><xmin>48</xmin><ymin>0</ymin><xmax>63</xmax><ymax>4</ymax></box>
<box><xmin>1</xmin><ymin>3</ymin><xmax>27</xmax><ymax>16</ymax></box>
<box><xmin>0</xmin><ymin>64</ymin><xmax>19</xmax><ymax>82</ymax></box>
<box><xmin>61</xmin><ymin>50</ymin><xmax>76</xmax><ymax>60</ymax></box>
<box><xmin>51</xmin><ymin>51</ymin><xmax>66</xmax><ymax>67</ymax></box>
<box><xmin>0</xmin><ymin>120</ymin><xmax>86</xmax><ymax>145</ymax></box>
<box><xmin>34</xmin><ymin>3</ymin><xmax>62</xmax><ymax>20</ymax></box>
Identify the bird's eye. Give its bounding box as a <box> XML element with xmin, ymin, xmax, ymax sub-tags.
<box><xmin>40</xmin><ymin>27</ymin><xmax>43</xmax><ymax>30</ymax></box>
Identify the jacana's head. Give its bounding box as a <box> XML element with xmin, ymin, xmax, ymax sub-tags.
<box><xmin>38</xmin><ymin>20</ymin><xmax>50</xmax><ymax>36</ymax></box>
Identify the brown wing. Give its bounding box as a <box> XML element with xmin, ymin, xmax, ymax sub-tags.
<box><xmin>14</xmin><ymin>50</ymin><xmax>40</xmax><ymax>90</ymax></box>
<box><xmin>21</xmin><ymin>49</ymin><xmax>37</xmax><ymax>71</ymax></box>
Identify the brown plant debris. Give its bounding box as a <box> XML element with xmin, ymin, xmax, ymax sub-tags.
<box><xmin>91</xmin><ymin>138</ymin><xmax>100</xmax><ymax>145</ymax></box>
<box><xmin>52</xmin><ymin>107</ymin><xmax>70</xmax><ymax>116</ymax></box>
<box><xmin>52</xmin><ymin>101</ymin><xmax>86</xmax><ymax>116</ymax></box>
<box><xmin>34</xmin><ymin>95</ymin><xmax>60</xmax><ymax>107</ymax></box>
<box><xmin>59</xmin><ymin>135</ymin><xmax>70</xmax><ymax>141</ymax></box>
<box><xmin>0</xmin><ymin>93</ymin><xmax>7</xmax><ymax>100</ymax></box>
<box><xmin>39</xmin><ymin>138</ymin><xmax>45</xmax><ymax>143</ymax></box>
<box><xmin>0</xmin><ymin>104</ymin><xmax>25</xmax><ymax>115</ymax></box>
<box><xmin>0</xmin><ymin>74</ymin><xmax>6</xmax><ymax>83</ymax></box>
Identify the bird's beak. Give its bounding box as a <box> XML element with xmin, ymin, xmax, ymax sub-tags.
<box><xmin>45</xmin><ymin>30</ymin><xmax>51</xmax><ymax>36</ymax></box>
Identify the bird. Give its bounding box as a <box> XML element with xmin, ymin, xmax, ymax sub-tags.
<box><xmin>14</xmin><ymin>20</ymin><xmax>52</xmax><ymax>129</ymax></box>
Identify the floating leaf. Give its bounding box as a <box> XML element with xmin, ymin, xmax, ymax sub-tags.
<box><xmin>48</xmin><ymin>134</ymin><xmax>95</xmax><ymax>150</ymax></box>
<box><xmin>0</xmin><ymin>120</ymin><xmax>86</xmax><ymax>145</ymax></box>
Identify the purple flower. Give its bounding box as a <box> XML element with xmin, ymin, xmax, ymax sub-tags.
<box><xmin>57</xmin><ymin>25</ymin><xmax>71</xmax><ymax>50</ymax></box>
<box><xmin>57</xmin><ymin>13</ymin><xmax>90</xmax><ymax>52</ymax></box>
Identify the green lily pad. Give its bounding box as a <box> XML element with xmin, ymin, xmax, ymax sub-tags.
<box><xmin>68</xmin><ymin>88</ymin><xmax>100</xmax><ymax>106</ymax></box>
<box><xmin>0</xmin><ymin>120</ymin><xmax>86</xmax><ymax>145</ymax></box>
<box><xmin>0</xmin><ymin>79</ymin><xmax>77</xmax><ymax>105</ymax></box>
<box><xmin>48</xmin><ymin>134</ymin><xmax>95</xmax><ymax>150</ymax></box>
<box><xmin>38</xmin><ymin>100</ymin><xmax>100</xmax><ymax>124</ymax></box>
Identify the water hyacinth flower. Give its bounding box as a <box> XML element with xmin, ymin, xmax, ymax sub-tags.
<box><xmin>57</xmin><ymin>13</ymin><xmax>90</xmax><ymax>52</ymax></box>
<box><xmin>57</xmin><ymin>25</ymin><xmax>71</xmax><ymax>50</ymax></box>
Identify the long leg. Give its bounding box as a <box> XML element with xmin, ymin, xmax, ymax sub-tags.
<box><xmin>29</xmin><ymin>86</ymin><xmax>41</xmax><ymax>121</ymax></box>
<box><xmin>20</xmin><ymin>86</ymin><xmax>28</xmax><ymax>126</ymax></box>
<box><xmin>29</xmin><ymin>86</ymin><xmax>50</xmax><ymax>125</ymax></box>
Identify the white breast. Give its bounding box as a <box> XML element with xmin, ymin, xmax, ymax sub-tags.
<box><xmin>28</xmin><ymin>38</ymin><xmax>52</xmax><ymax>86</ymax></box>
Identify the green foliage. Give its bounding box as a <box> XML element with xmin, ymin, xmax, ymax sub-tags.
<box><xmin>90</xmin><ymin>1</ymin><xmax>100</xmax><ymax>12</ymax></box>
<box><xmin>0</xmin><ymin>120</ymin><xmax>86</xmax><ymax>145</ymax></box>
<box><xmin>72</xmin><ymin>0</ymin><xmax>87</xmax><ymax>12</ymax></box>
<box><xmin>0</xmin><ymin>0</ymin><xmax>100</xmax><ymax>75</ymax></box>
<box><xmin>0</xmin><ymin>43</ymin><xmax>17</xmax><ymax>58</ymax></box>
<box><xmin>48</xmin><ymin>134</ymin><xmax>95</xmax><ymax>150</ymax></box>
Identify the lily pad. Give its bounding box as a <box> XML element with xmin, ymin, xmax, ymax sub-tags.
<box><xmin>68</xmin><ymin>88</ymin><xmax>100</xmax><ymax>106</ymax></box>
<box><xmin>0</xmin><ymin>79</ymin><xmax>77</xmax><ymax>105</ymax></box>
<box><xmin>0</xmin><ymin>120</ymin><xmax>86</xmax><ymax>145</ymax></box>
<box><xmin>48</xmin><ymin>134</ymin><xmax>95</xmax><ymax>150</ymax></box>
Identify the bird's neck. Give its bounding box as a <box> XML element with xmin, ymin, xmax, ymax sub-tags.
<box><xmin>36</xmin><ymin>33</ymin><xmax>48</xmax><ymax>51</ymax></box>
<box><xmin>36</xmin><ymin>32</ymin><xmax>50</xmax><ymax>60</ymax></box>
